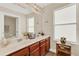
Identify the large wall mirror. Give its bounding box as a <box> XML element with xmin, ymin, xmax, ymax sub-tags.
<box><xmin>4</xmin><ymin>15</ymin><xmax>17</xmax><ymax>38</ymax></box>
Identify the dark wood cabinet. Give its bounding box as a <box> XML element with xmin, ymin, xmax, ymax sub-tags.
<box><xmin>29</xmin><ymin>42</ymin><xmax>40</xmax><ymax>56</ymax></box>
<box><xmin>40</xmin><ymin>39</ymin><xmax>46</xmax><ymax>56</ymax></box>
<box><xmin>56</xmin><ymin>43</ymin><xmax>71</xmax><ymax>56</ymax></box>
<box><xmin>8</xmin><ymin>47</ymin><xmax>29</xmax><ymax>56</ymax></box>
<box><xmin>8</xmin><ymin>36</ymin><xmax>50</xmax><ymax>56</ymax></box>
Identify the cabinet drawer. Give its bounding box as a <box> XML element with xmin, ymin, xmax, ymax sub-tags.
<box><xmin>8</xmin><ymin>47</ymin><xmax>29</xmax><ymax>56</ymax></box>
<box><xmin>40</xmin><ymin>39</ymin><xmax>46</xmax><ymax>45</ymax></box>
<box><xmin>30</xmin><ymin>42</ymin><xmax>39</xmax><ymax>52</ymax></box>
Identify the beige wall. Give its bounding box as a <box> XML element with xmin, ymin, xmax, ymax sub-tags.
<box><xmin>41</xmin><ymin>5</ymin><xmax>54</xmax><ymax>51</ymax></box>
<box><xmin>0</xmin><ymin>13</ymin><xmax>4</xmax><ymax>40</ymax></box>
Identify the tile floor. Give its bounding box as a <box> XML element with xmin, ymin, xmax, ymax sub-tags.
<box><xmin>45</xmin><ymin>51</ymin><xmax>56</xmax><ymax>56</ymax></box>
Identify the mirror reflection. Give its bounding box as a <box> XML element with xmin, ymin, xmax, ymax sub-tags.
<box><xmin>4</xmin><ymin>15</ymin><xmax>17</xmax><ymax>38</ymax></box>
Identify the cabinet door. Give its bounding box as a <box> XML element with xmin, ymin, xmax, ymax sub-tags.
<box><xmin>40</xmin><ymin>39</ymin><xmax>46</xmax><ymax>56</ymax></box>
<box><xmin>30</xmin><ymin>47</ymin><xmax>40</xmax><ymax>56</ymax></box>
<box><xmin>40</xmin><ymin>44</ymin><xmax>46</xmax><ymax>56</ymax></box>
<box><xmin>30</xmin><ymin>42</ymin><xmax>40</xmax><ymax>56</ymax></box>
<box><xmin>8</xmin><ymin>47</ymin><xmax>29</xmax><ymax>56</ymax></box>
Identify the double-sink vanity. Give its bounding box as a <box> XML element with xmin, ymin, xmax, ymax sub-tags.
<box><xmin>0</xmin><ymin>35</ymin><xmax>50</xmax><ymax>56</ymax></box>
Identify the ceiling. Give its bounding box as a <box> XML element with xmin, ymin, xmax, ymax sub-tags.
<box><xmin>0</xmin><ymin>3</ymin><xmax>69</xmax><ymax>15</ymax></box>
<box><xmin>35</xmin><ymin>3</ymin><xmax>50</xmax><ymax>8</ymax></box>
<box><xmin>0</xmin><ymin>3</ymin><xmax>32</xmax><ymax>14</ymax></box>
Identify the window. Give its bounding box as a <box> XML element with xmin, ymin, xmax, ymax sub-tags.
<box><xmin>54</xmin><ymin>4</ymin><xmax>76</xmax><ymax>43</ymax></box>
<box><xmin>27</xmin><ymin>17</ymin><xmax>34</xmax><ymax>33</ymax></box>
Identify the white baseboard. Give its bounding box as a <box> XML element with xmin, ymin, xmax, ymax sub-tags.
<box><xmin>49</xmin><ymin>48</ymin><xmax>56</xmax><ymax>53</ymax></box>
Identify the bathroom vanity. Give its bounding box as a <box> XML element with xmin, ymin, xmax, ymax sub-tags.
<box><xmin>0</xmin><ymin>35</ymin><xmax>50</xmax><ymax>56</ymax></box>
